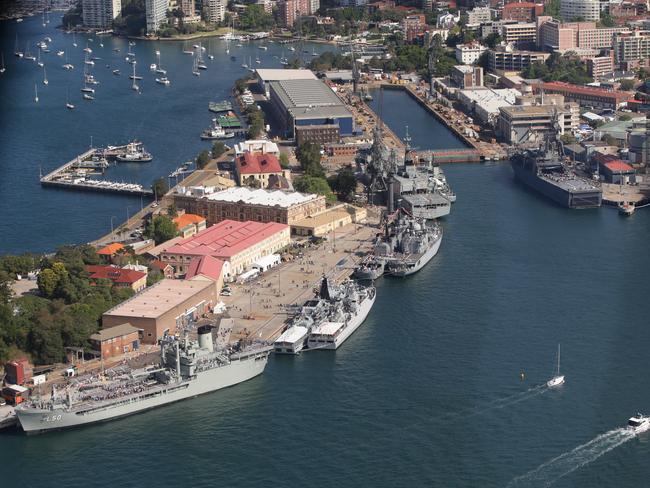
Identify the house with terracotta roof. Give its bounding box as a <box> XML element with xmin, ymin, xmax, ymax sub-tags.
<box><xmin>150</xmin><ymin>260</ymin><xmax>175</xmax><ymax>279</ymax></box>
<box><xmin>86</xmin><ymin>265</ymin><xmax>148</xmax><ymax>292</ymax></box>
<box><xmin>96</xmin><ymin>243</ymin><xmax>125</xmax><ymax>263</ymax></box>
<box><xmin>173</xmin><ymin>213</ymin><xmax>207</xmax><ymax>238</ymax></box>
<box><xmin>235</xmin><ymin>153</ymin><xmax>289</xmax><ymax>188</ymax></box>
<box><xmin>160</xmin><ymin>219</ymin><xmax>290</xmax><ymax>277</ymax></box>
<box><xmin>186</xmin><ymin>255</ymin><xmax>225</xmax><ymax>291</ymax></box>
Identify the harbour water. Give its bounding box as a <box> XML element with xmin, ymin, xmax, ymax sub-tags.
<box><xmin>2</xmin><ymin>18</ymin><xmax>650</xmax><ymax>488</ymax></box>
<box><xmin>0</xmin><ymin>16</ymin><xmax>332</xmax><ymax>254</ymax></box>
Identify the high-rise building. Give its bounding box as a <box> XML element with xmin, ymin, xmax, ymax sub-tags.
<box><xmin>560</xmin><ymin>0</ymin><xmax>600</xmax><ymax>21</ymax></box>
<box><xmin>82</xmin><ymin>0</ymin><xmax>122</xmax><ymax>29</ymax></box>
<box><xmin>207</xmin><ymin>0</ymin><xmax>225</xmax><ymax>23</ymax></box>
<box><xmin>613</xmin><ymin>30</ymin><xmax>650</xmax><ymax>64</ymax></box>
<box><xmin>502</xmin><ymin>22</ymin><xmax>538</xmax><ymax>47</ymax></box>
<box><xmin>145</xmin><ymin>0</ymin><xmax>169</xmax><ymax>34</ymax></box>
<box><xmin>466</xmin><ymin>6</ymin><xmax>491</xmax><ymax>26</ymax></box>
<box><xmin>309</xmin><ymin>0</ymin><xmax>320</xmax><ymax>14</ymax></box>
<box><xmin>277</xmin><ymin>0</ymin><xmax>309</xmax><ymax>27</ymax></box>
<box><xmin>537</xmin><ymin>19</ymin><xmax>629</xmax><ymax>52</ymax></box>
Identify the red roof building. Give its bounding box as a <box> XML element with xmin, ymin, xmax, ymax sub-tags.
<box><xmin>160</xmin><ymin>220</ymin><xmax>290</xmax><ymax>277</ymax></box>
<box><xmin>150</xmin><ymin>260</ymin><xmax>175</xmax><ymax>279</ymax></box>
<box><xmin>600</xmin><ymin>160</ymin><xmax>635</xmax><ymax>183</ymax></box>
<box><xmin>186</xmin><ymin>255</ymin><xmax>225</xmax><ymax>291</ymax></box>
<box><xmin>503</xmin><ymin>1</ymin><xmax>543</xmax><ymax>21</ymax></box>
<box><xmin>235</xmin><ymin>153</ymin><xmax>284</xmax><ymax>187</ymax></box>
<box><xmin>86</xmin><ymin>265</ymin><xmax>148</xmax><ymax>292</ymax></box>
<box><xmin>173</xmin><ymin>213</ymin><xmax>207</xmax><ymax>238</ymax></box>
<box><xmin>539</xmin><ymin>82</ymin><xmax>634</xmax><ymax>110</ymax></box>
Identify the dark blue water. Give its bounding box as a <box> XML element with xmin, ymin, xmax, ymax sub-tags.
<box><xmin>0</xmin><ymin>16</ymin><xmax>332</xmax><ymax>254</ymax></box>
<box><xmin>3</xmin><ymin>18</ymin><xmax>650</xmax><ymax>488</ymax></box>
<box><xmin>368</xmin><ymin>87</ymin><xmax>469</xmax><ymax>150</ymax></box>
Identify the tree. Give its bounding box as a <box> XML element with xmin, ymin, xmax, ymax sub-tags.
<box><xmin>619</xmin><ymin>79</ymin><xmax>635</xmax><ymax>91</ymax></box>
<box><xmin>151</xmin><ymin>177</ymin><xmax>169</xmax><ymax>200</ymax></box>
<box><xmin>196</xmin><ymin>149</ymin><xmax>211</xmax><ymax>169</ymax></box>
<box><xmin>544</xmin><ymin>0</ymin><xmax>562</xmax><ymax>19</ymax></box>
<box><xmin>279</xmin><ymin>152</ymin><xmax>290</xmax><ymax>169</ymax></box>
<box><xmin>560</xmin><ymin>133</ymin><xmax>577</xmax><ymax>145</ymax></box>
<box><xmin>484</xmin><ymin>33</ymin><xmax>502</xmax><ymax>49</ymax></box>
<box><xmin>598</xmin><ymin>13</ymin><xmax>615</xmax><ymax>27</ymax></box>
<box><xmin>293</xmin><ymin>176</ymin><xmax>335</xmax><ymax>201</ymax></box>
<box><xmin>239</xmin><ymin>4</ymin><xmax>273</xmax><ymax>31</ymax></box>
<box><xmin>329</xmin><ymin>166</ymin><xmax>357</xmax><ymax>202</ymax></box>
<box><xmin>602</xmin><ymin>134</ymin><xmax>618</xmax><ymax>146</ymax></box>
<box><xmin>296</xmin><ymin>142</ymin><xmax>324</xmax><ymax>177</ymax></box>
<box><xmin>144</xmin><ymin>215</ymin><xmax>179</xmax><ymax>245</ymax></box>
<box><xmin>37</xmin><ymin>268</ymin><xmax>59</xmax><ymax>299</ymax></box>
<box><xmin>212</xmin><ymin>141</ymin><xmax>227</xmax><ymax>159</ymax></box>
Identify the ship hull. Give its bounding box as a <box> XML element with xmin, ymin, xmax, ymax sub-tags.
<box><xmin>16</xmin><ymin>355</ymin><xmax>268</xmax><ymax>434</ymax></box>
<box><xmin>511</xmin><ymin>162</ymin><xmax>601</xmax><ymax>209</ymax></box>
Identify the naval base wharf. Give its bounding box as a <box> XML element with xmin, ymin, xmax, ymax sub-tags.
<box><xmin>40</xmin><ymin>143</ymin><xmax>154</xmax><ymax>197</ymax></box>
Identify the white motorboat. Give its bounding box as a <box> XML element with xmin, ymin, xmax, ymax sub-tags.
<box><xmin>546</xmin><ymin>344</ymin><xmax>565</xmax><ymax>388</ymax></box>
<box><xmin>155</xmin><ymin>77</ymin><xmax>171</xmax><ymax>85</ymax></box>
<box><xmin>628</xmin><ymin>413</ymin><xmax>650</xmax><ymax>433</ymax></box>
<box><xmin>57</xmin><ymin>50</ymin><xmax>64</xmax><ymax>56</ymax></box>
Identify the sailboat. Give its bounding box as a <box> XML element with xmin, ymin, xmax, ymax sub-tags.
<box><xmin>37</xmin><ymin>48</ymin><xmax>44</xmax><ymax>67</ymax></box>
<box><xmin>63</xmin><ymin>50</ymin><xmax>74</xmax><ymax>70</ymax></box>
<box><xmin>14</xmin><ymin>34</ymin><xmax>23</xmax><ymax>57</ymax></box>
<box><xmin>66</xmin><ymin>89</ymin><xmax>75</xmax><ymax>109</ymax></box>
<box><xmin>72</xmin><ymin>32</ymin><xmax>77</xmax><ymax>48</ymax></box>
<box><xmin>43</xmin><ymin>65</ymin><xmax>48</xmax><ymax>85</ymax></box>
<box><xmin>131</xmin><ymin>63</ymin><xmax>140</xmax><ymax>91</ymax></box>
<box><xmin>24</xmin><ymin>42</ymin><xmax>35</xmax><ymax>61</ymax></box>
<box><xmin>248</xmin><ymin>56</ymin><xmax>255</xmax><ymax>72</ymax></box>
<box><xmin>42</xmin><ymin>9</ymin><xmax>46</xmax><ymax>27</ymax></box>
<box><xmin>155</xmin><ymin>51</ymin><xmax>166</xmax><ymax>74</ymax></box>
<box><xmin>207</xmin><ymin>40</ymin><xmax>214</xmax><ymax>60</ymax></box>
<box><xmin>0</xmin><ymin>53</ymin><xmax>5</xmax><ymax>73</ymax></box>
<box><xmin>197</xmin><ymin>44</ymin><xmax>207</xmax><ymax>70</ymax></box>
<box><xmin>255</xmin><ymin>54</ymin><xmax>261</xmax><ymax>64</ymax></box>
<box><xmin>192</xmin><ymin>56</ymin><xmax>200</xmax><ymax>76</ymax></box>
<box><xmin>34</xmin><ymin>83</ymin><xmax>39</xmax><ymax>103</ymax></box>
<box><xmin>547</xmin><ymin>344</ymin><xmax>565</xmax><ymax>388</ymax></box>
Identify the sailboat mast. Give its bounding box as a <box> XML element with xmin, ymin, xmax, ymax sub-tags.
<box><xmin>557</xmin><ymin>344</ymin><xmax>561</xmax><ymax>375</ymax></box>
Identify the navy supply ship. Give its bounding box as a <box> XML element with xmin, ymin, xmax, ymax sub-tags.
<box><xmin>510</xmin><ymin>114</ymin><xmax>601</xmax><ymax>209</ymax></box>
<box><xmin>16</xmin><ymin>324</ymin><xmax>270</xmax><ymax>434</ymax></box>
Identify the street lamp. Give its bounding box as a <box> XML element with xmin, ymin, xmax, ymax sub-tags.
<box><xmin>110</xmin><ymin>215</ymin><xmax>117</xmax><ymax>240</ymax></box>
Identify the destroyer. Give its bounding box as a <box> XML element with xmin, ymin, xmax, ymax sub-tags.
<box><xmin>16</xmin><ymin>324</ymin><xmax>270</xmax><ymax>434</ymax></box>
<box><xmin>510</xmin><ymin>113</ymin><xmax>601</xmax><ymax>209</ymax></box>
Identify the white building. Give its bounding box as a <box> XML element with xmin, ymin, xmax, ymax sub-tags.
<box><xmin>234</xmin><ymin>140</ymin><xmax>280</xmax><ymax>156</ymax></box>
<box><xmin>145</xmin><ymin>0</ymin><xmax>168</xmax><ymax>34</ymax></box>
<box><xmin>206</xmin><ymin>0</ymin><xmax>225</xmax><ymax>23</ymax></box>
<box><xmin>437</xmin><ymin>12</ymin><xmax>460</xmax><ymax>28</ymax></box>
<box><xmin>455</xmin><ymin>43</ymin><xmax>487</xmax><ymax>64</ymax></box>
<box><xmin>458</xmin><ymin>87</ymin><xmax>521</xmax><ymax>126</ymax></box>
<box><xmin>82</xmin><ymin>0</ymin><xmax>121</xmax><ymax>29</ymax></box>
<box><xmin>561</xmin><ymin>0</ymin><xmax>600</xmax><ymax>21</ymax></box>
<box><xmin>309</xmin><ymin>0</ymin><xmax>320</xmax><ymax>14</ymax></box>
<box><xmin>466</xmin><ymin>7</ymin><xmax>491</xmax><ymax>27</ymax></box>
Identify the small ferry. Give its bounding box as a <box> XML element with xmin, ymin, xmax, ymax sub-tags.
<box><xmin>201</xmin><ymin>120</ymin><xmax>234</xmax><ymax>140</ymax></box>
<box><xmin>114</xmin><ymin>141</ymin><xmax>153</xmax><ymax>162</ymax></box>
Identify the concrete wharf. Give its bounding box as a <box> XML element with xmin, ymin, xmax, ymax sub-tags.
<box><xmin>40</xmin><ymin>148</ymin><xmax>153</xmax><ymax>196</ymax></box>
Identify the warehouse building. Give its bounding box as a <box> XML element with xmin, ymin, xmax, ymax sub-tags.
<box><xmin>173</xmin><ymin>186</ymin><xmax>326</xmax><ymax>226</ymax></box>
<box><xmin>268</xmin><ymin>79</ymin><xmax>355</xmax><ymax>139</ymax></box>
<box><xmin>90</xmin><ymin>323</ymin><xmax>141</xmax><ymax>360</ymax></box>
<box><xmin>160</xmin><ymin>219</ymin><xmax>291</xmax><ymax>277</ymax></box>
<box><xmin>291</xmin><ymin>205</ymin><xmax>367</xmax><ymax>237</ymax></box>
<box><xmin>255</xmin><ymin>69</ymin><xmax>318</xmax><ymax>97</ymax></box>
<box><xmin>102</xmin><ymin>279</ymin><xmax>219</xmax><ymax>343</ymax></box>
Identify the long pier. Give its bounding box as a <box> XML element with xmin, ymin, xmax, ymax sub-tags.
<box><xmin>40</xmin><ymin>147</ymin><xmax>154</xmax><ymax>196</ymax></box>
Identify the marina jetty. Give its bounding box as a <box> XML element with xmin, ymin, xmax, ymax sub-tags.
<box><xmin>40</xmin><ymin>143</ymin><xmax>154</xmax><ymax>196</ymax></box>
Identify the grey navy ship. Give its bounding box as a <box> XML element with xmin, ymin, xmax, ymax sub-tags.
<box><xmin>510</xmin><ymin>114</ymin><xmax>602</xmax><ymax>209</ymax></box>
<box><xmin>16</xmin><ymin>323</ymin><xmax>270</xmax><ymax>434</ymax></box>
<box><xmin>355</xmin><ymin>209</ymin><xmax>443</xmax><ymax>279</ymax></box>
<box><xmin>274</xmin><ymin>277</ymin><xmax>376</xmax><ymax>354</ymax></box>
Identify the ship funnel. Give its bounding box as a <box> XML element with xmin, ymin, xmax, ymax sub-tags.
<box><xmin>197</xmin><ymin>325</ymin><xmax>214</xmax><ymax>352</ymax></box>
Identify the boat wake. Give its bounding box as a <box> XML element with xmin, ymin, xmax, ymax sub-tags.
<box><xmin>506</xmin><ymin>427</ymin><xmax>636</xmax><ymax>487</ymax></box>
<box><xmin>453</xmin><ymin>384</ymin><xmax>548</xmax><ymax>419</ymax></box>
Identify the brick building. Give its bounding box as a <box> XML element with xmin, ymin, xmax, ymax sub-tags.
<box><xmin>160</xmin><ymin>220</ymin><xmax>291</xmax><ymax>276</ymax></box>
<box><xmin>537</xmin><ymin>81</ymin><xmax>634</xmax><ymax>109</ymax></box>
<box><xmin>503</xmin><ymin>1</ymin><xmax>543</xmax><ymax>22</ymax></box>
<box><xmin>90</xmin><ymin>323</ymin><xmax>140</xmax><ymax>359</ymax></box>
<box><xmin>295</xmin><ymin>124</ymin><xmax>340</xmax><ymax>145</ymax></box>
<box><xmin>103</xmin><ymin>279</ymin><xmax>219</xmax><ymax>343</ymax></box>
<box><xmin>85</xmin><ymin>265</ymin><xmax>148</xmax><ymax>292</ymax></box>
<box><xmin>173</xmin><ymin>186</ymin><xmax>326</xmax><ymax>227</ymax></box>
<box><xmin>235</xmin><ymin>153</ymin><xmax>286</xmax><ymax>187</ymax></box>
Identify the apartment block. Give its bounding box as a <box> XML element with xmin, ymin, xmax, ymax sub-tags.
<box><xmin>613</xmin><ymin>30</ymin><xmax>650</xmax><ymax>64</ymax></box>
<box><xmin>488</xmin><ymin>47</ymin><xmax>549</xmax><ymax>72</ymax></box>
<box><xmin>145</xmin><ymin>0</ymin><xmax>168</xmax><ymax>33</ymax></box>
<box><xmin>82</xmin><ymin>0</ymin><xmax>121</xmax><ymax>29</ymax></box>
<box><xmin>561</xmin><ymin>0</ymin><xmax>600</xmax><ymax>21</ymax></box>
<box><xmin>502</xmin><ymin>22</ymin><xmax>538</xmax><ymax>47</ymax></box>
